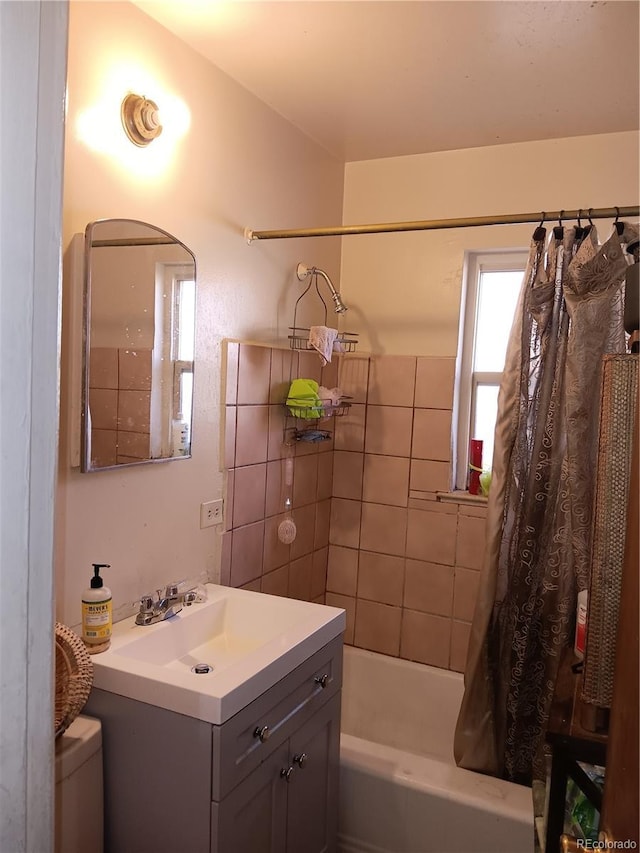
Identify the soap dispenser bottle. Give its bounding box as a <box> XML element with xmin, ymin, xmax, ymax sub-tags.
<box><xmin>82</xmin><ymin>563</ymin><xmax>112</xmax><ymax>654</ymax></box>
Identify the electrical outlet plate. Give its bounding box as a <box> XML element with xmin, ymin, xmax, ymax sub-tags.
<box><xmin>200</xmin><ymin>499</ymin><xmax>223</xmax><ymax>529</ymax></box>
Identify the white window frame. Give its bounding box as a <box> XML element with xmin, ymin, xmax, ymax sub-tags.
<box><xmin>454</xmin><ymin>249</ymin><xmax>528</xmax><ymax>491</ymax></box>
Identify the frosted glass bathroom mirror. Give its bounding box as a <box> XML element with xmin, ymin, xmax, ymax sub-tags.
<box><xmin>81</xmin><ymin>219</ymin><xmax>196</xmax><ymax>472</ymax></box>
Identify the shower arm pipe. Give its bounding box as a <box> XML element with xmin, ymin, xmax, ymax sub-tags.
<box><xmin>244</xmin><ymin>206</ymin><xmax>640</xmax><ymax>242</ymax></box>
<box><xmin>297</xmin><ymin>262</ymin><xmax>347</xmax><ymax>313</ymax></box>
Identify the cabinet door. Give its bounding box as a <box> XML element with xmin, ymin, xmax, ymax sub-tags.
<box><xmin>285</xmin><ymin>692</ymin><xmax>341</xmax><ymax>853</ymax></box>
<box><xmin>212</xmin><ymin>743</ymin><xmax>288</xmax><ymax>853</ymax></box>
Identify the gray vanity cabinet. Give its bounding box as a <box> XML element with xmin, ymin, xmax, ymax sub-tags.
<box><xmin>86</xmin><ymin>635</ymin><xmax>342</xmax><ymax>853</ymax></box>
<box><xmin>212</xmin><ymin>693</ymin><xmax>340</xmax><ymax>853</ymax></box>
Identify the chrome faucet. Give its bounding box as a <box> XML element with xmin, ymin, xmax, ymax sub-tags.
<box><xmin>135</xmin><ymin>582</ymin><xmax>204</xmax><ymax>626</ymax></box>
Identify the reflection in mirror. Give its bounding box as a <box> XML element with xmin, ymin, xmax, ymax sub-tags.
<box><xmin>81</xmin><ymin>219</ymin><xmax>196</xmax><ymax>472</ymax></box>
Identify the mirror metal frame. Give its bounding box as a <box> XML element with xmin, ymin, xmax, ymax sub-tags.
<box><xmin>81</xmin><ymin>218</ymin><xmax>196</xmax><ymax>472</ymax></box>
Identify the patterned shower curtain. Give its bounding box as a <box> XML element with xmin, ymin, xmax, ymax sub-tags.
<box><xmin>453</xmin><ymin>220</ymin><xmax>638</xmax><ymax>785</ymax></box>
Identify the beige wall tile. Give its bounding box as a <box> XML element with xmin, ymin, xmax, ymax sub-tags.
<box><xmin>289</xmin><ymin>554</ymin><xmax>313</xmax><ymax>601</ymax></box>
<box><xmin>89</xmin><ymin>388</ymin><xmax>118</xmax><ymax>430</ymax></box>
<box><xmin>314</xmin><ymin>499</ymin><xmax>331</xmax><ymax>549</ymax></box>
<box><xmin>261</xmin><ymin>564</ymin><xmax>289</xmax><ymax>597</ymax></box>
<box><xmin>459</xmin><ymin>503</ymin><xmax>488</xmax><ymax>518</ymax></box>
<box><xmin>90</xmin><ymin>429</ymin><xmax>117</xmax><ymax>467</ymax></box>
<box><xmin>89</xmin><ymin>347</ymin><xmax>118</xmax><ymax>389</ymax></box>
<box><xmin>332</xmin><ymin>450</ymin><xmax>364</xmax><ymax>500</ymax></box>
<box><xmin>224</xmin><ymin>341</ymin><xmax>239</xmax><ymax>405</ymax></box>
<box><xmin>267</xmin><ymin>405</ymin><xmax>288</xmax><ymax>462</ymax></box>
<box><xmin>117</xmin><ymin>390</ymin><xmax>151</xmax><ymax>433</ymax></box>
<box><xmin>400</xmin><ymin>610</ymin><xmax>451</xmax><ymax>668</ymax></box>
<box><xmin>367</xmin><ymin>355</ymin><xmax>416</xmax><ymax>406</ymax></box>
<box><xmin>334</xmin><ymin>403</ymin><xmax>366</xmax><ymax>452</ymax></box>
<box><xmin>235</xmin><ymin>405</ymin><xmax>269</xmax><ymax>467</ymax></box>
<box><xmin>325</xmin><ymin>593</ymin><xmax>355</xmax><ymax>644</ymax></box>
<box><xmin>410</xmin><ymin>459</ymin><xmax>451</xmax><ymax>493</ymax></box>
<box><xmin>450</xmin><ymin>620</ymin><xmax>472</xmax><ymax>673</ymax></box>
<box><xmin>455</xmin><ymin>514</ymin><xmax>487</xmax><ymax>570</ymax></box>
<box><xmin>297</xmin><ymin>351</ymin><xmax>323</xmax><ymax>386</ymax></box>
<box><xmin>360</xmin><ymin>503</ymin><xmax>407</xmax><ymax>557</ymax></box>
<box><xmin>233</xmin><ymin>463</ymin><xmax>266</xmax><ymax>528</ymax></box>
<box><xmin>354</xmin><ymin>600</ymin><xmax>402</xmax><ymax>656</ymax></box>
<box><xmin>327</xmin><ymin>544</ymin><xmax>358</xmax><ymax>596</ymax></box>
<box><xmin>237</xmin><ymin>343</ymin><xmax>271</xmax><ymax>405</ymax></box>
<box><xmin>415</xmin><ymin>357</ymin><xmax>455</xmax><ymax>409</ymax></box>
<box><xmin>357</xmin><ymin>551</ymin><xmax>405</xmax><ymax>606</ymax></box>
<box><xmin>290</xmin><ymin>503</ymin><xmax>316</xmax><ymax>559</ymax></box>
<box><xmin>118</xmin><ymin>347</ymin><xmax>152</xmax><ymax>391</ymax></box>
<box><xmin>270</xmin><ymin>348</ymin><xmax>297</xmax><ymax>404</ymax></box>
<box><xmin>363</xmin><ymin>454</ymin><xmax>410</xmax><ymax>506</ymax></box>
<box><xmin>317</xmin><ymin>452</ymin><xmax>333</xmax><ymax>501</ymax></box>
<box><xmin>293</xmin><ymin>454</ymin><xmax>319</xmax><ymax>507</ymax></box>
<box><xmin>453</xmin><ymin>567</ymin><xmax>480</xmax><ymax>621</ymax></box>
<box><xmin>365</xmin><ymin>405</ymin><xmax>413</xmax><ymax>456</ymax></box>
<box><xmin>403</xmin><ymin>559</ymin><xmax>454</xmax><ymax>616</ymax></box>
<box><xmin>338</xmin><ymin>356</ymin><xmax>370</xmax><ymax>404</ymax></box>
<box><xmin>263</xmin><ymin>514</ymin><xmax>291</xmax><ymax>573</ymax></box>
<box><xmin>321</xmin><ymin>358</ymin><xmax>339</xmax><ymax>390</ymax></box>
<box><xmin>117</xmin><ymin>430</ymin><xmax>150</xmax><ymax>460</ymax></box>
<box><xmin>224</xmin><ymin>406</ymin><xmax>236</xmax><ymax>469</ymax></box>
<box><xmin>265</xmin><ymin>459</ymin><xmax>284</xmax><ymax>517</ymax></box>
<box><xmin>406</xmin><ymin>508</ymin><xmax>457</xmax><ymax>565</ymax></box>
<box><xmin>329</xmin><ymin>498</ymin><xmax>361</xmax><ymax>548</ymax></box>
<box><xmin>220</xmin><ymin>531</ymin><xmax>231</xmax><ymax>586</ymax></box>
<box><xmin>225</xmin><ymin>469</ymin><xmax>235</xmax><ymax>530</ymax></box>
<box><xmin>230</xmin><ymin>521</ymin><xmax>264</xmax><ymax>587</ymax></box>
<box><xmin>411</xmin><ymin>408</ymin><xmax>452</xmax><ymax>461</ymax></box>
<box><xmin>311</xmin><ymin>547</ymin><xmax>328</xmax><ymax>599</ymax></box>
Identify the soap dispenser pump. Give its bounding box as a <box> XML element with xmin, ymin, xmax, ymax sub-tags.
<box><xmin>82</xmin><ymin>563</ymin><xmax>112</xmax><ymax>654</ymax></box>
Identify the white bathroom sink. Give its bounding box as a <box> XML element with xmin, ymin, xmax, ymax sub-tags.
<box><xmin>90</xmin><ymin>584</ymin><xmax>345</xmax><ymax>724</ymax></box>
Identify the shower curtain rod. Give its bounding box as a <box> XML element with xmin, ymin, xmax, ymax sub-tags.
<box><xmin>245</xmin><ymin>205</ymin><xmax>639</xmax><ymax>242</ymax></box>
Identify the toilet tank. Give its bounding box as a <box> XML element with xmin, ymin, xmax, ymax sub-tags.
<box><xmin>55</xmin><ymin>714</ymin><xmax>103</xmax><ymax>853</ymax></box>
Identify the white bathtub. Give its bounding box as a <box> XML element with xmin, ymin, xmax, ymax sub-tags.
<box><xmin>339</xmin><ymin>646</ymin><xmax>534</xmax><ymax>853</ymax></box>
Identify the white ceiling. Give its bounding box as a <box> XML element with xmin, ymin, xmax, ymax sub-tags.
<box><xmin>132</xmin><ymin>0</ymin><xmax>640</xmax><ymax>162</ymax></box>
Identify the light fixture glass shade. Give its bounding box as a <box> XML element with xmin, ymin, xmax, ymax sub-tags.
<box><xmin>121</xmin><ymin>94</ymin><xmax>162</xmax><ymax>146</ymax></box>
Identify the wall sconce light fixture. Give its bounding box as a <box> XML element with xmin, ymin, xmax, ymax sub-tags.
<box><xmin>121</xmin><ymin>93</ymin><xmax>162</xmax><ymax>146</ymax></box>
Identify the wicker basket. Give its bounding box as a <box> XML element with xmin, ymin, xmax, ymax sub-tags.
<box><xmin>55</xmin><ymin>622</ymin><xmax>94</xmax><ymax>739</ymax></box>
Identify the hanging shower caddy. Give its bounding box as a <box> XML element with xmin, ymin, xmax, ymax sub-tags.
<box><xmin>287</xmin><ymin>263</ymin><xmax>359</xmax><ymax>354</ymax></box>
<box><xmin>283</xmin><ymin>263</ymin><xmax>356</xmax><ymax>443</ymax></box>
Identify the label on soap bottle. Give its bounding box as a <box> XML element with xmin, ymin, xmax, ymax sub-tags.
<box><xmin>82</xmin><ymin>599</ymin><xmax>112</xmax><ymax>641</ymax></box>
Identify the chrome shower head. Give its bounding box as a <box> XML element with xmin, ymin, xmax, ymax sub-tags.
<box><xmin>296</xmin><ymin>263</ymin><xmax>348</xmax><ymax>313</ymax></box>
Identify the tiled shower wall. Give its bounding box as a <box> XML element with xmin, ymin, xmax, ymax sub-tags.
<box><xmin>221</xmin><ymin>342</ymin><xmax>487</xmax><ymax>674</ymax></box>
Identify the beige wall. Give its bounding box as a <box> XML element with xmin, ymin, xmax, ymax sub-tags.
<box><xmin>57</xmin><ymin>0</ymin><xmax>343</xmax><ymax>628</ymax></box>
<box><xmin>340</xmin><ymin>131</ymin><xmax>639</xmax><ymax>355</ymax></box>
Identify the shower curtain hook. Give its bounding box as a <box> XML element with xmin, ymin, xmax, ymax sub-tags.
<box><xmin>538</xmin><ymin>212</ymin><xmax>546</xmax><ymax>228</ymax></box>
<box><xmin>614</xmin><ymin>206</ymin><xmax>625</xmax><ymax>236</ymax></box>
<box><xmin>558</xmin><ymin>210</ymin><xmax>564</xmax><ymax>227</ymax></box>
<box><xmin>588</xmin><ymin>208</ymin><xmax>594</xmax><ymax>226</ymax></box>
<box><xmin>577</xmin><ymin>209</ymin><xmax>582</xmax><ymax>227</ymax></box>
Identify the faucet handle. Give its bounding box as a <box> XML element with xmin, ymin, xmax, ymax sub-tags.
<box><xmin>164</xmin><ymin>582</ymin><xmax>180</xmax><ymax>598</ymax></box>
<box><xmin>139</xmin><ymin>594</ymin><xmax>155</xmax><ymax>613</ymax></box>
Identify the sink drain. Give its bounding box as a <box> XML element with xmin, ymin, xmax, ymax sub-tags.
<box><xmin>191</xmin><ymin>662</ymin><xmax>214</xmax><ymax>674</ymax></box>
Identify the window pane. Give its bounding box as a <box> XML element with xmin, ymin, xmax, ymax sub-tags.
<box><xmin>473</xmin><ymin>384</ymin><xmax>500</xmax><ymax>470</ymax></box>
<box><xmin>177</xmin><ymin>280</ymin><xmax>196</xmax><ymax>361</ymax></box>
<box><xmin>474</xmin><ymin>270</ymin><xmax>521</xmax><ymax>371</ymax></box>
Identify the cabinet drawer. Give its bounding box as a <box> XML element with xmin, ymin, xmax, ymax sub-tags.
<box><xmin>212</xmin><ymin>635</ymin><xmax>342</xmax><ymax>800</ymax></box>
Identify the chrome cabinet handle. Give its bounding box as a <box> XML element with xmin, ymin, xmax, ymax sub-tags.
<box><xmin>280</xmin><ymin>766</ymin><xmax>293</xmax><ymax>782</ymax></box>
<box><xmin>314</xmin><ymin>674</ymin><xmax>329</xmax><ymax>689</ymax></box>
<box><xmin>253</xmin><ymin>725</ymin><xmax>270</xmax><ymax>742</ymax></box>
<box><xmin>293</xmin><ymin>752</ymin><xmax>307</xmax><ymax>768</ymax></box>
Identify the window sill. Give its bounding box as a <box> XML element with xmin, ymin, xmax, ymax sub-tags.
<box><xmin>436</xmin><ymin>490</ymin><xmax>488</xmax><ymax>506</ymax></box>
